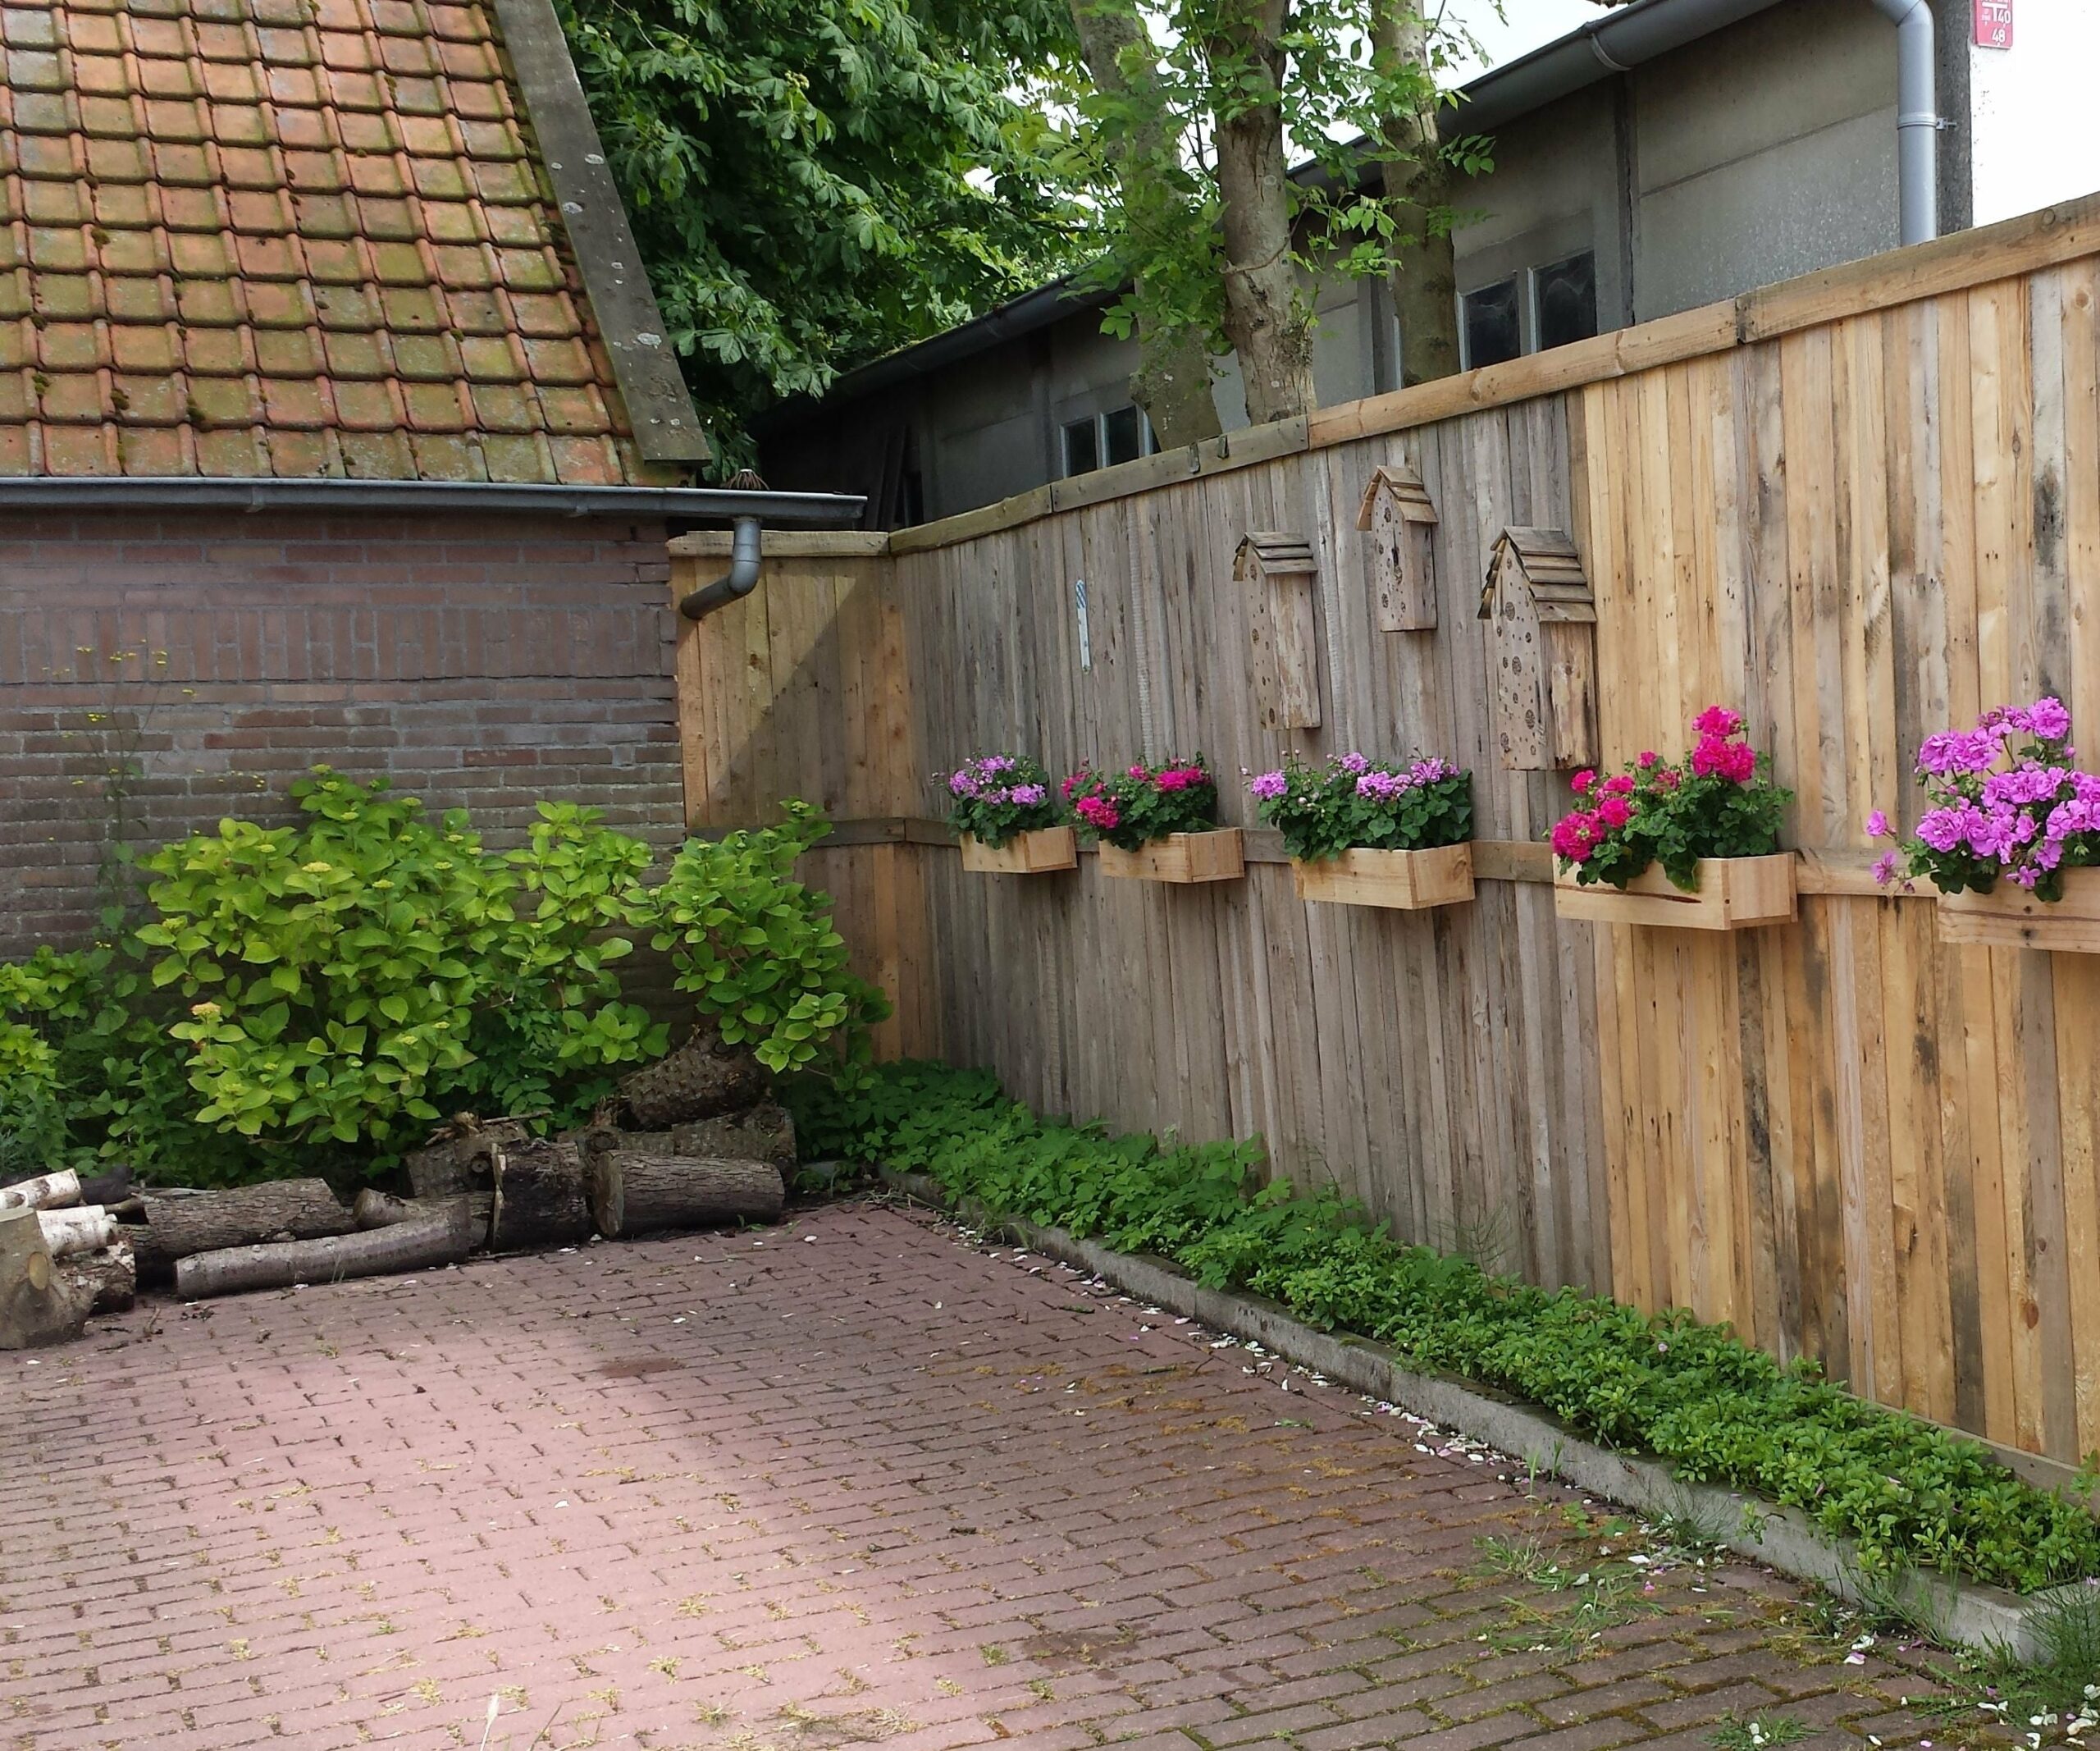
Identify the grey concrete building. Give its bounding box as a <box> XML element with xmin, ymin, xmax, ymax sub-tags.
<box><xmin>761</xmin><ymin>0</ymin><xmax>2093</xmax><ymax>528</ymax></box>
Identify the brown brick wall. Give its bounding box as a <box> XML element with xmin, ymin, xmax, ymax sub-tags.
<box><xmin>0</xmin><ymin>508</ymin><xmax>684</xmax><ymax>954</ymax></box>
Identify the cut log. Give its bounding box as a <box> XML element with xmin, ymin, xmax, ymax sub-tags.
<box><xmin>75</xmin><ymin>1164</ymin><xmax>134</xmax><ymax>1207</ymax></box>
<box><xmin>0</xmin><ymin>1207</ymin><xmax>89</xmax><ymax>1348</ymax></box>
<box><xmin>404</xmin><ymin>1118</ymin><xmax>527</xmax><ymax>1199</ymax></box>
<box><xmin>618</xmin><ymin>1028</ymin><xmax>766</xmax><ymax>1128</ymax></box>
<box><xmin>176</xmin><ymin>1203</ymin><xmax>475</xmax><ymax>1302</ymax></box>
<box><xmin>489</xmin><ymin>1138</ymin><xmax>592</xmax><ymax>1251</ymax></box>
<box><xmin>353</xmin><ymin>1188</ymin><xmax>420</xmax><ymax>1229</ymax></box>
<box><xmin>39</xmin><ymin>1205</ymin><xmax>116</xmax><ymax>1259</ymax></box>
<box><xmin>591</xmin><ymin>1152</ymin><xmax>785</xmax><ymax>1240</ymax></box>
<box><xmin>136</xmin><ymin>1178</ymin><xmax>354</xmax><ymax>1282</ymax></box>
<box><xmin>0</xmin><ymin>1169</ymin><xmax>80</xmax><ymax>1214</ymax></box>
<box><xmin>56</xmin><ymin>1235</ymin><xmax>135</xmax><ymax>1314</ymax></box>
<box><xmin>579</xmin><ymin>1104</ymin><xmax>796</xmax><ymax>1174</ymax></box>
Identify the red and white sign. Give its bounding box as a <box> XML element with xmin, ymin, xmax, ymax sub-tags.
<box><xmin>1974</xmin><ymin>0</ymin><xmax>2012</xmax><ymax>49</ymax></box>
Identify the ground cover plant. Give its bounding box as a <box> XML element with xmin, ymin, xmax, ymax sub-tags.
<box><xmin>785</xmin><ymin>1061</ymin><xmax>2100</xmax><ymax>1596</ymax></box>
<box><xmin>1249</xmin><ymin>752</ymin><xmax>1471</xmax><ymax>860</ymax></box>
<box><xmin>944</xmin><ymin>754</ymin><xmax>1063</xmax><ymax>848</ymax></box>
<box><xmin>1553</xmin><ymin>706</ymin><xmax>1790</xmax><ymax>890</ymax></box>
<box><xmin>1</xmin><ymin>775</ymin><xmax>881</xmax><ymax>1186</ymax></box>
<box><xmin>1870</xmin><ymin>697</ymin><xmax>2100</xmax><ymax>898</ymax></box>
<box><xmin>1062</xmin><ymin>756</ymin><xmax>1221</xmax><ymax>851</ymax></box>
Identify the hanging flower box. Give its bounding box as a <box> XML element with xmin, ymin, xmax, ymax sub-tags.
<box><xmin>1291</xmin><ymin>842</ymin><xmax>1474</xmax><ymax>910</ymax></box>
<box><xmin>958</xmin><ymin>826</ymin><xmax>1078</xmax><ymax>876</ymax></box>
<box><xmin>1553</xmin><ymin>854</ymin><xmax>1797</xmax><ymax>930</ymax></box>
<box><xmin>1936</xmin><ymin>867</ymin><xmax>2100</xmax><ymax>951</ymax></box>
<box><xmin>1869</xmin><ymin>698</ymin><xmax>2100</xmax><ymax>954</ymax></box>
<box><xmin>1098</xmin><ymin>830</ymin><xmax>1245</xmax><ymax>885</ymax></box>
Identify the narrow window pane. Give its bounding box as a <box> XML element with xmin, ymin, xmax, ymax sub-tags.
<box><xmin>1536</xmin><ymin>251</ymin><xmax>1599</xmax><ymax>351</ymax></box>
<box><xmin>1463</xmin><ymin>278</ymin><xmax>1521</xmax><ymax>368</ymax></box>
<box><xmin>1102</xmin><ymin>405</ymin><xmax>1143</xmax><ymax>467</ymax></box>
<box><xmin>1062</xmin><ymin>417</ymin><xmax>1098</xmax><ymax>477</ymax></box>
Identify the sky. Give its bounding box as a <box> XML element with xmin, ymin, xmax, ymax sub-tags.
<box><xmin>1440</xmin><ymin>0</ymin><xmax>1609</xmax><ymax>85</ymax></box>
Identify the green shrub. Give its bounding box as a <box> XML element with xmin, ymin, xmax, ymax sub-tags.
<box><xmin>648</xmin><ymin>802</ymin><xmax>888</xmax><ymax>1073</ymax></box>
<box><xmin>789</xmin><ymin>1061</ymin><xmax>2100</xmax><ymax>1596</ymax></box>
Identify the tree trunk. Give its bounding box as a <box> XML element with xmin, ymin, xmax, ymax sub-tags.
<box><xmin>1372</xmin><ymin>0</ymin><xmax>1460</xmax><ymax>386</ymax></box>
<box><xmin>1067</xmin><ymin>0</ymin><xmax>1224</xmax><ymax>447</ymax></box>
<box><xmin>39</xmin><ymin>1206</ymin><xmax>116</xmax><ymax>1259</ymax></box>
<box><xmin>1209</xmin><ymin>0</ymin><xmax>1315</xmax><ymax>424</ymax></box>
<box><xmin>591</xmin><ymin>1153</ymin><xmax>785</xmax><ymax>1240</ymax></box>
<box><xmin>0</xmin><ymin>1169</ymin><xmax>80</xmax><ymax>1213</ymax></box>
<box><xmin>56</xmin><ymin>1235</ymin><xmax>135</xmax><ymax>1315</ymax></box>
<box><xmin>0</xmin><ymin>1207</ymin><xmax>89</xmax><ymax>1349</ymax></box>
<box><xmin>618</xmin><ymin>1028</ymin><xmax>766</xmax><ymax>1129</ymax></box>
<box><xmin>489</xmin><ymin>1138</ymin><xmax>592</xmax><ymax>1251</ymax></box>
<box><xmin>176</xmin><ymin>1204</ymin><xmax>474</xmax><ymax>1302</ymax></box>
<box><xmin>137</xmin><ymin>1180</ymin><xmax>354</xmax><ymax>1282</ymax></box>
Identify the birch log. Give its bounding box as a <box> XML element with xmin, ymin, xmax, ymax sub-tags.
<box><xmin>1</xmin><ymin>1208</ymin><xmax>88</xmax><ymax>1348</ymax></box>
<box><xmin>39</xmin><ymin>1205</ymin><xmax>116</xmax><ymax>1259</ymax></box>
<box><xmin>176</xmin><ymin>1203</ymin><xmax>474</xmax><ymax>1301</ymax></box>
<box><xmin>0</xmin><ymin>1169</ymin><xmax>80</xmax><ymax>1213</ymax></box>
<box><xmin>56</xmin><ymin>1234</ymin><xmax>135</xmax><ymax>1314</ymax></box>
<box><xmin>591</xmin><ymin>1153</ymin><xmax>784</xmax><ymax>1240</ymax></box>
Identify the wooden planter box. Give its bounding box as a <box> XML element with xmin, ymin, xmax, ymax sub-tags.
<box><xmin>958</xmin><ymin>826</ymin><xmax>1077</xmax><ymax>875</ymax></box>
<box><xmin>1937</xmin><ymin>866</ymin><xmax>2100</xmax><ymax>951</ymax></box>
<box><xmin>1553</xmin><ymin>853</ymin><xmax>1797</xmax><ymax>931</ymax></box>
<box><xmin>1291</xmin><ymin>842</ymin><xmax>1475</xmax><ymax>911</ymax></box>
<box><xmin>1097</xmin><ymin>829</ymin><xmax>1245</xmax><ymax>885</ymax></box>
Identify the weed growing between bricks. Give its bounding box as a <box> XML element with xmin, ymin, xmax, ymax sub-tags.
<box><xmin>783</xmin><ymin>1064</ymin><xmax>2100</xmax><ymax>1598</ymax></box>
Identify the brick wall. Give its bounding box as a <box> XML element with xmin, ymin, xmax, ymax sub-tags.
<box><xmin>0</xmin><ymin>508</ymin><xmax>684</xmax><ymax>955</ymax></box>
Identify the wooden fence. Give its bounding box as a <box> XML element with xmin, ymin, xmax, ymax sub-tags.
<box><xmin>672</xmin><ymin>195</ymin><xmax>2100</xmax><ymax>1480</ymax></box>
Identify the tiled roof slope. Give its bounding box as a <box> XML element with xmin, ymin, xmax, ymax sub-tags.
<box><xmin>0</xmin><ymin>0</ymin><xmax>656</xmax><ymax>482</ymax></box>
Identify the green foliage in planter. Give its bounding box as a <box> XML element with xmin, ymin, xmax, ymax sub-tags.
<box><xmin>648</xmin><ymin>801</ymin><xmax>889</xmax><ymax>1074</ymax></box>
<box><xmin>788</xmin><ymin>1061</ymin><xmax>2100</xmax><ymax>1596</ymax></box>
<box><xmin>1064</xmin><ymin>757</ymin><xmax>1221</xmax><ymax>852</ymax></box>
<box><xmin>1249</xmin><ymin>752</ymin><xmax>1472</xmax><ymax>862</ymax></box>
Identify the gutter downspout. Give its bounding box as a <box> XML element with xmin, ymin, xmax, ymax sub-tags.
<box><xmin>1870</xmin><ymin>0</ymin><xmax>1939</xmax><ymax>245</ymax></box>
<box><xmin>678</xmin><ymin>514</ymin><xmax>765</xmax><ymax>621</ymax></box>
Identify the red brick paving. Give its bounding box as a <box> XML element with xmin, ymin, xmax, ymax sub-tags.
<box><xmin>1</xmin><ymin>1202</ymin><xmax>1948</xmax><ymax>1751</ymax></box>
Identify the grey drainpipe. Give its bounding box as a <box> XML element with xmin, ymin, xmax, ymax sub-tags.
<box><xmin>678</xmin><ymin>514</ymin><xmax>765</xmax><ymax>621</ymax></box>
<box><xmin>1870</xmin><ymin>0</ymin><xmax>1940</xmax><ymax>245</ymax></box>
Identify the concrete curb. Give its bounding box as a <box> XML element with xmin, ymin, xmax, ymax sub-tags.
<box><xmin>879</xmin><ymin>1168</ymin><xmax>2057</xmax><ymax>1664</ymax></box>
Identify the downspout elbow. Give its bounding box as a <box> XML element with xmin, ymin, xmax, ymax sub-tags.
<box><xmin>678</xmin><ymin>514</ymin><xmax>765</xmax><ymax>620</ymax></box>
<box><xmin>1870</xmin><ymin>0</ymin><xmax>1939</xmax><ymax>245</ymax></box>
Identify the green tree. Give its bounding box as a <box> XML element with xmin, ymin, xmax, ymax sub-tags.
<box><xmin>555</xmin><ymin>0</ymin><xmax>1093</xmax><ymax>467</ymax></box>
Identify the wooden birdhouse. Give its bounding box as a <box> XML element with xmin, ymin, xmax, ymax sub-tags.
<box><xmin>1355</xmin><ymin>463</ymin><xmax>1440</xmax><ymax>631</ymax></box>
<box><xmin>1478</xmin><ymin>528</ymin><xmax>1597</xmax><ymax>770</ymax></box>
<box><xmin>1238</xmin><ymin>532</ymin><xmax>1322</xmax><ymax>731</ymax></box>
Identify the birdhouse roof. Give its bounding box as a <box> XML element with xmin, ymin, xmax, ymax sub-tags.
<box><xmin>1480</xmin><ymin>527</ymin><xmax>1595</xmax><ymax>623</ymax></box>
<box><xmin>1235</xmin><ymin>532</ymin><xmax>1318</xmax><ymax>576</ymax></box>
<box><xmin>1354</xmin><ymin>463</ymin><xmax>1438</xmax><ymax>531</ymax></box>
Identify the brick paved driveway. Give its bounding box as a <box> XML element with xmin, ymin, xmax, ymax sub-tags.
<box><xmin>2</xmin><ymin>1201</ymin><xmax>1947</xmax><ymax>1751</ymax></box>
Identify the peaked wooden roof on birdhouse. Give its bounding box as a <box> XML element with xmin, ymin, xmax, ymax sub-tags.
<box><xmin>1354</xmin><ymin>463</ymin><xmax>1438</xmax><ymax>531</ymax></box>
<box><xmin>1480</xmin><ymin>528</ymin><xmax>1595</xmax><ymax>623</ymax></box>
<box><xmin>1235</xmin><ymin>533</ymin><xmax>1318</xmax><ymax>576</ymax></box>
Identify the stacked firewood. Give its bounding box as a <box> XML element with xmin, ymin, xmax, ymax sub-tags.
<box><xmin>0</xmin><ymin>1027</ymin><xmax>793</xmax><ymax>1341</ymax></box>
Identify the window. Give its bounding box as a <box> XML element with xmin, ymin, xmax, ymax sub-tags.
<box><xmin>1462</xmin><ymin>278</ymin><xmax>1522</xmax><ymax>369</ymax></box>
<box><xmin>1535</xmin><ymin>251</ymin><xmax>1599</xmax><ymax>352</ymax></box>
<box><xmin>1061</xmin><ymin>405</ymin><xmax>1156</xmax><ymax>478</ymax></box>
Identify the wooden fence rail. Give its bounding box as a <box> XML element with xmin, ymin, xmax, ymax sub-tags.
<box><xmin>673</xmin><ymin>195</ymin><xmax>2100</xmax><ymax>1474</ymax></box>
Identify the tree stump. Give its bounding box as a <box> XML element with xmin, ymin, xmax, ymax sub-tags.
<box><xmin>0</xmin><ymin>1169</ymin><xmax>80</xmax><ymax>1214</ymax></box>
<box><xmin>176</xmin><ymin>1203</ymin><xmax>475</xmax><ymax>1301</ymax></box>
<box><xmin>137</xmin><ymin>1180</ymin><xmax>354</xmax><ymax>1282</ymax></box>
<box><xmin>618</xmin><ymin>1028</ymin><xmax>766</xmax><ymax>1128</ymax></box>
<box><xmin>0</xmin><ymin>1208</ymin><xmax>89</xmax><ymax>1349</ymax></box>
<box><xmin>56</xmin><ymin>1234</ymin><xmax>135</xmax><ymax>1314</ymax></box>
<box><xmin>591</xmin><ymin>1152</ymin><xmax>784</xmax><ymax>1240</ymax></box>
<box><xmin>489</xmin><ymin>1138</ymin><xmax>591</xmax><ymax>1251</ymax></box>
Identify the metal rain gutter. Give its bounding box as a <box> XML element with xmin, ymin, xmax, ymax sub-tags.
<box><xmin>0</xmin><ymin>477</ymin><xmax>865</xmax><ymax>523</ymax></box>
<box><xmin>1869</xmin><ymin>0</ymin><xmax>1940</xmax><ymax>245</ymax></box>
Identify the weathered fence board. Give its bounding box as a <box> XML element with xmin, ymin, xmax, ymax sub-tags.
<box><xmin>671</xmin><ymin>198</ymin><xmax>2100</xmax><ymax>1470</ymax></box>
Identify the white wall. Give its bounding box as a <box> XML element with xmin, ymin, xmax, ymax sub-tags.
<box><xmin>1969</xmin><ymin>7</ymin><xmax>2100</xmax><ymax>226</ymax></box>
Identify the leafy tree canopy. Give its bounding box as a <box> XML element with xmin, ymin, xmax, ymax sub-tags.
<box><xmin>555</xmin><ymin>0</ymin><xmax>1096</xmax><ymax>469</ymax></box>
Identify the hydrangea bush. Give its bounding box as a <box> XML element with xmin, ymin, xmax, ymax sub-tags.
<box><xmin>944</xmin><ymin>753</ymin><xmax>1061</xmax><ymax>849</ymax></box>
<box><xmin>1063</xmin><ymin>757</ymin><xmax>1220</xmax><ymax>853</ymax></box>
<box><xmin>1552</xmin><ymin>706</ymin><xmax>1792</xmax><ymax>890</ymax></box>
<box><xmin>1248</xmin><ymin>753</ymin><xmax>1472</xmax><ymax>862</ymax></box>
<box><xmin>1869</xmin><ymin>698</ymin><xmax>2100</xmax><ymax>898</ymax></box>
